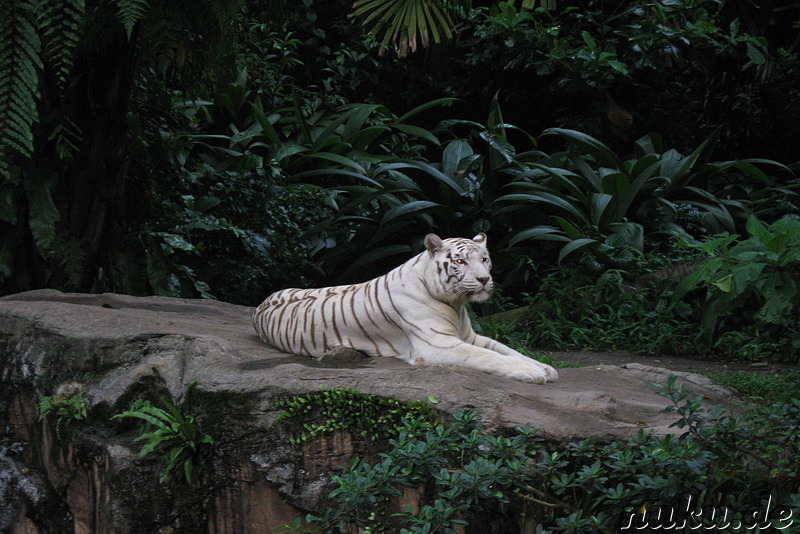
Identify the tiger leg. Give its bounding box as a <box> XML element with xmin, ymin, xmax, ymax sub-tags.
<box><xmin>471</xmin><ymin>334</ymin><xmax>558</xmax><ymax>382</ymax></box>
<box><xmin>408</xmin><ymin>338</ymin><xmax>552</xmax><ymax>384</ymax></box>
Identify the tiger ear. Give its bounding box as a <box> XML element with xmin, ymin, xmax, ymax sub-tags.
<box><xmin>424</xmin><ymin>233</ymin><xmax>443</xmax><ymax>256</ymax></box>
<box><xmin>472</xmin><ymin>233</ymin><xmax>487</xmax><ymax>246</ymax></box>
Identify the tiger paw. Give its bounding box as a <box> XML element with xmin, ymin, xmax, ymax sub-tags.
<box><xmin>500</xmin><ymin>364</ymin><xmax>551</xmax><ymax>384</ymax></box>
<box><xmin>532</xmin><ymin>361</ymin><xmax>559</xmax><ymax>382</ymax></box>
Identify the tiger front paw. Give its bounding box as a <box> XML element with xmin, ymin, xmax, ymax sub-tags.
<box><xmin>500</xmin><ymin>362</ymin><xmax>553</xmax><ymax>384</ymax></box>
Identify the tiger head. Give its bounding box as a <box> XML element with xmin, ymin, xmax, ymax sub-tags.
<box><xmin>423</xmin><ymin>233</ymin><xmax>494</xmax><ymax>304</ymax></box>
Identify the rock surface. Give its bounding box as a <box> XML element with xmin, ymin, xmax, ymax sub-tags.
<box><xmin>0</xmin><ymin>289</ymin><xmax>738</xmax><ymax>533</ymax></box>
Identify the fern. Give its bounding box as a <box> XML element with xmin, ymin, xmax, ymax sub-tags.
<box><xmin>0</xmin><ymin>0</ymin><xmax>43</xmax><ymax>182</ymax></box>
<box><xmin>38</xmin><ymin>0</ymin><xmax>85</xmax><ymax>94</ymax></box>
<box><xmin>111</xmin><ymin>0</ymin><xmax>151</xmax><ymax>39</ymax></box>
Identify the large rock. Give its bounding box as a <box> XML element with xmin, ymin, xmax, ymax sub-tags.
<box><xmin>0</xmin><ymin>290</ymin><xmax>736</xmax><ymax>533</ymax></box>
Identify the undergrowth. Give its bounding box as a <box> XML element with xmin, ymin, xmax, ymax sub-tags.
<box><xmin>274</xmin><ymin>387</ymin><xmax>439</xmax><ymax>445</ymax></box>
<box><xmin>279</xmin><ymin>378</ymin><xmax>800</xmax><ymax>533</ymax></box>
<box><xmin>709</xmin><ymin>370</ymin><xmax>800</xmax><ymax>405</ymax></box>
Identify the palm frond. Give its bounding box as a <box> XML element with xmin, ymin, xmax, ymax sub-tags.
<box><xmin>350</xmin><ymin>0</ymin><xmax>460</xmax><ymax>56</ymax></box>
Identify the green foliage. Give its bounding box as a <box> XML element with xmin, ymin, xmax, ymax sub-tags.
<box><xmin>274</xmin><ymin>388</ymin><xmax>438</xmax><ymax>445</ymax></box>
<box><xmin>496</xmin><ymin>129</ymin><xmax>784</xmax><ymax>267</ymax></box>
<box><xmin>280</xmin><ymin>408</ymin><xmax>541</xmax><ymax>533</ymax></box>
<box><xmin>673</xmin><ymin>215</ymin><xmax>800</xmax><ymax>360</ymax></box>
<box><xmin>349</xmin><ymin>0</ymin><xmax>467</xmax><ymax>56</ymax></box>
<box><xmin>709</xmin><ymin>370</ymin><xmax>800</xmax><ymax>406</ymax></box>
<box><xmin>0</xmin><ymin>0</ymin><xmax>42</xmax><ymax>180</ymax></box>
<box><xmin>111</xmin><ymin>0</ymin><xmax>151</xmax><ymax>39</ymax></box>
<box><xmin>457</xmin><ymin>0</ymin><xmax>796</xmax><ymax>160</ymax></box>
<box><xmin>112</xmin><ymin>381</ymin><xmax>214</xmax><ymax>484</ymax></box>
<box><xmin>38</xmin><ymin>0</ymin><xmax>85</xmax><ymax>92</ymax></box>
<box><xmin>282</xmin><ymin>381</ymin><xmax>800</xmax><ymax>533</ymax></box>
<box><xmin>307</xmin><ymin>93</ymin><xmax>541</xmax><ymax>282</ymax></box>
<box><xmin>38</xmin><ymin>389</ymin><xmax>88</xmax><ymax>440</ymax></box>
<box><xmin>514</xmin><ymin>268</ymin><xmax>703</xmax><ymax>355</ymax></box>
<box><xmin>142</xmin><ymin>167</ymin><xmax>331</xmax><ymax>304</ymax></box>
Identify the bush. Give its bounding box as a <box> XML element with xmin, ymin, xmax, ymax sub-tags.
<box><xmin>672</xmin><ymin>215</ymin><xmax>800</xmax><ymax>362</ymax></box>
<box><xmin>280</xmin><ymin>379</ymin><xmax>800</xmax><ymax>533</ymax></box>
<box><xmin>143</xmin><ymin>167</ymin><xmax>332</xmax><ymax>305</ymax></box>
<box><xmin>504</xmin><ymin>268</ymin><xmax>703</xmax><ymax>356</ymax></box>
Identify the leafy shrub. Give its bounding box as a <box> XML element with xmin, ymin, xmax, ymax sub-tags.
<box><xmin>455</xmin><ymin>0</ymin><xmax>798</xmax><ymax>161</ymax></box>
<box><xmin>673</xmin><ymin>215</ymin><xmax>800</xmax><ymax>361</ymax></box>
<box><xmin>274</xmin><ymin>387</ymin><xmax>439</xmax><ymax>445</ymax></box>
<box><xmin>511</xmin><ymin>268</ymin><xmax>703</xmax><ymax>355</ymax></box>
<box><xmin>495</xmin><ymin>129</ymin><xmax>785</xmax><ymax>268</ymax></box>
<box><xmin>112</xmin><ymin>381</ymin><xmax>214</xmax><ymax>484</ymax></box>
<box><xmin>306</xmin><ymin>94</ymin><xmax>539</xmax><ymax>282</ymax></box>
<box><xmin>709</xmin><ymin>370</ymin><xmax>800</xmax><ymax>405</ymax></box>
<box><xmin>143</xmin><ymin>167</ymin><xmax>332</xmax><ymax>305</ymax></box>
<box><xmin>281</xmin><ymin>379</ymin><xmax>800</xmax><ymax>533</ymax></box>
<box><xmin>38</xmin><ymin>389</ymin><xmax>88</xmax><ymax>440</ymax></box>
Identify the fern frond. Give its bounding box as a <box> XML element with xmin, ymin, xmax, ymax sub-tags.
<box><xmin>111</xmin><ymin>0</ymin><xmax>150</xmax><ymax>39</ymax></box>
<box><xmin>0</xmin><ymin>0</ymin><xmax>43</xmax><ymax>182</ymax></box>
<box><xmin>38</xmin><ymin>0</ymin><xmax>86</xmax><ymax>93</ymax></box>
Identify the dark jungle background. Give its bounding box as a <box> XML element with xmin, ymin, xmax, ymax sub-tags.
<box><xmin>2</xmin><ymin>0</ymin><xmax>800</xmax><ymax>361</ymax></box>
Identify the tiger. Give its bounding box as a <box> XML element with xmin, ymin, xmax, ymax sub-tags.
<box><xmin>252</xmin><ymin>233</ymin><xmax>558</xmax><ymax>384</ymax></box>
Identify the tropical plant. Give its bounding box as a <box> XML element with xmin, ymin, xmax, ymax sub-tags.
<box><xmin>112</xmin><ymin>381</ymin><xmax>214</xmax><ymax>484</ymax></box>
<box><xmin>672</xmin><ymin>215</ymin><xmax>800</xmax><ymax>361</ymax></box>
<box><xmin>349</xmin><ymin>0</ymin><xmax>472</xmax><ymax>56</ymax></box>
<box><xmin>274</xmin><ymin>387</ymin><xmax>438</xmax><ymax>445</ymax></box>
<box><xmin>495</xmin><ymin>129</ymin><xmax>786</xmax><ymax>267</ymax></box>
<box><xmin>0</xmin><ymin>0</ymin><xmax>246</xmax><ymax>295</ymax></box>
<box><xmin>281</xmin><ymin>381</ymin><xmax>800</xmax><ymax>533</ymax></box>
<box><xmin>506</xmin><ymin>267</ymin><xmax>703</xmax><ymax>355</ymax></box>
<box><xmin>38</xmin><ymin>389</ymin><xmax>88</xmax><ymax>440</ymax></box>
<box><xmin>455</xmin><ymin>0</ymin><xmax>798</xmax><ymax>163</ymax></box>
<box><xmin>303</xmin><ymin>94</ymin><xmax>543</xmax><ymax>282</ymax></box>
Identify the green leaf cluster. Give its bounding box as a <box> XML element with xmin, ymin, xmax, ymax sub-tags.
<box><xmin>275</xmin><ymin>387</ymin><xmax>438</xmax><ymax>445</ymax></box>
<box><xmin>282</xmin><ymin>381</ymin><xmax>800</xmax><ymax>533</ymax></box>
<box><xmin>38</xmin><ymin>390</ymin><xmax>88</xmax><ymax>440</ymax></box>
<box><xmin>673</xmin><ymin>215</ymin><xmax>800</xmax><ymax>352</ymax></box>
<box><xmin>497</xmin><ymin>129</ymin><xmax>782</xmax><ymax>266</ymax></box>
<box><xmin>112</xmin><ymin>381</ymin><xmax>214</xmax><ymax>484</ymax></box>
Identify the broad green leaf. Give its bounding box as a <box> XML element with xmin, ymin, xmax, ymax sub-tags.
<box><xmin>543</xmin><ymin>128</ymin><xmax>622</xmax><ymax>170</ymax></box>
<box><xmin>581</xmin><ymin>31</ymin><xmax>597</xmax><ymax>49</ymax></box>
<box><xmin>380</xmin><ymin>200</ymin><xmax>442</xmax><ymax>225</ymax></box>
<box><xmin>712</xmin><ymin>274</ymin><xmax>733</xmax><ymax>293</ymax></box>
<box><xmin>553</xmin><ymin>216</ymin><xmax>584</xmax><ymax>241</ymax></box>
<box><xmin>589</xmin><ymin>193</ymin><xmax>614</xmax><ymax>227</ymax></box>
<box><xmin>442</xmin><ymin>139</ymin><xmax>473</xmax><ymax>178</ymax></box>
<box><xmin>558</xmin><ymin>238</ymin><xmax>597</xmax><ymax>263</ymax></box>
<box><xmin>745</xmin><ymin>215</ymin><xmax>772</xmax><ymax>244</ymax></box>
<box><xmin>508</xmin><ymin>226</ymin><xmax>570</xmax><ymax>248</ymax></box>
<box><xmin>396</xmin><ymin>97</ymin><xmax>456</xmax><ymax>123</ymax></box>
<box><xmin>392</xmin><ymin>123</ymin><xmax>440</xmax><ymax>145</ymax></box>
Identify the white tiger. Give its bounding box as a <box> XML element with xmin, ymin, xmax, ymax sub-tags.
<box><xmin>252</xmin><ymin>233</ymin><xmax>558</xmax><ymax>383</ymax></box>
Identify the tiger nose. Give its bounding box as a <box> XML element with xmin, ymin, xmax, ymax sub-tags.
<box><xmin>477</xmin><ymin>276</ymin><xmax>490</xmax><ymax>286</ymax></box>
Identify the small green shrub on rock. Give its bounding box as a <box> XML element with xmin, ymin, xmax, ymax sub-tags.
<box><xmin>38</xmin><ymin>389</ymin><xmax>88</xmax><ymax>440</ymax></box>
<box><xmin>112</xmin><ymin>381</ymin><xmax>214</xmax><ymax>484</ymax></box>
<box><xmin>274</xmin><ymin>387</ymin><xmax>439</xmax><ymax>445</ymax></box>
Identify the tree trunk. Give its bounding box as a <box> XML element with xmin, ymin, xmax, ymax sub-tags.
<box><xmin>57</xmin><ymin>28</ymin><xmax>138</xmax><ymax>291</ymax></box>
